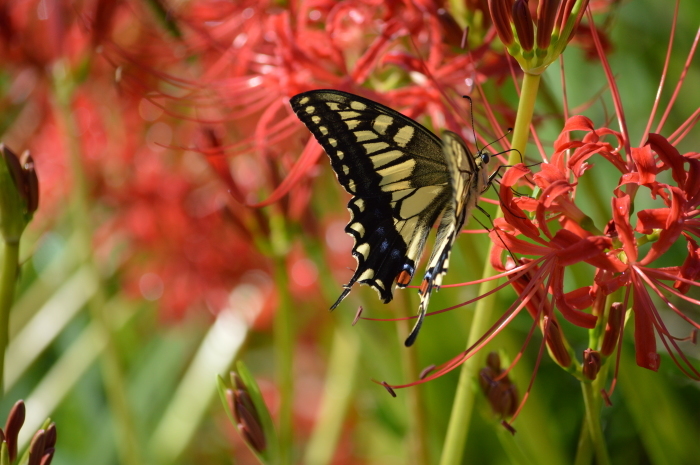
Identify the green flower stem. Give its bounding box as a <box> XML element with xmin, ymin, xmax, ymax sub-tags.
<box><xmin>580</xmin><ymin>380</ymin><xmax>611</xmax><ymax>465</ymax></box>
<box><xmin>510</xmin><ymin>73</ymin><xmax>542</xmax><ymax>166</ymax></box>
<box><xmin>573</xmin><ymin>416</ymin><xmax>593</xmax><ymax>465</ymax></box>
<box><xmin>53</xmin><ymin>62</ymin><xmax>142</xmax><ymax>465</ymax></box>
<box><xmin>272</xmin><ymin>254</ymin><xmax>294</xmax><ymax>465</ymax></box>
<box><xmin>303</xmin><ymin>326</ymin><xmax>359</xmax><ymax>465</ymax></box>
<box><xmin>439</xmin><ymin>72</ymin><xmax>541</xmax><ymax>464</ymax></box>
<box><xmin>399</xmin><ymin>295</ymin><xmax>429</xmax><ymax>465</ymax></box>
<box><xmin>0</xmin><ymin>240</ymin><xmax>19</xmax><ymax>394</ymax></box>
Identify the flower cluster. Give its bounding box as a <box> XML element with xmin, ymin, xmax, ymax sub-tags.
<box><xmin>493</xmin><ymin>116</ymin><xmax>700</xmax><ymax>379</ymax></box>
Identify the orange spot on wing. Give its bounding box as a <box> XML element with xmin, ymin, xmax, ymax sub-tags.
<box><xmin>419</xmin><ymin>279</ymin><xmax>430</xmax><ymax>295</ymax></box>
<box><xmin>397</xmin><ymin>270</ymin><xmax>412</xmax><ymax>287</ymax></box>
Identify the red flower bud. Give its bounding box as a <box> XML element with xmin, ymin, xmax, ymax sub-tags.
<box><xmin>512</xmin><ymin>0</ymin><xmax>534</xmax><ymax>51</ymax></box>
<box><xmin>582</xmin><ymin>349</ymin><xmax>601</xmax><ymax>380</ymax></box>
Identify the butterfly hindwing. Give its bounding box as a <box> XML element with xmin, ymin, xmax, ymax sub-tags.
<box><xmin>290</xmin><ymin>90</ymin><xmax>451</xmax><ymax>307</ymax></box>
<box><xmin>405</xmin><ymin>131</ymin><xmax>490</xmax><ymax>346</ymax></box>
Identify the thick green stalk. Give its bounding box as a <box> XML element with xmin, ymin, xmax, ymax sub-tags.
<box><xmin>303</xmin><ymin>327</ymin><xmax>359</xmax><ymax>465</ymax></box>
<box><xmin>0</xmin><ymin>240</ymin><xmax>19</xmax><ymax>394</ymax></box>
<box><xmin>399</xmin><ymin>296</ymin><xmax>429</xmax><ymax>465</ymax></box>
<box><xmin>581</xmin><ymin>380</ymin><xmax>611</xmax><ymax>465</ymax></box>
<box><xmin>439</xmin><ymin>72</ymin><xmax>541</xmax><ymax>464</ymax></box>
<box><xmin>273</xmin><ymin>255</ymin><xmax>294</xmax><ymax>465</ymax></box>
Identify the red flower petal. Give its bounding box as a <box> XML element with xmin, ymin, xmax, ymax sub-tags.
<box><xmin>641</xmin><ymin>187</ymin><xmax>685</xmax><ymax>265</ymax></box>
<box><xmin>674</xmin><ymin>234</ymin><xmax>700</xmax><ymax>294</ymax></box>
<box><xmin>611</xmin><ymin>194</ymin><xmax>637</xmax><ymax>263</ymax></box>
<box><xmin>647</xmin><ymin>133</ymin><xmax>686</xmax><ymax>188</ymax></box>
<box><xmin>632</xmin><ymin>276</ymin><xmax>660</xmax><ymax>372</ymax></box>
<box><xmin>630</xmin><ymin>145</ymin><xmax>657</xmax><ymax>185</ymax></box>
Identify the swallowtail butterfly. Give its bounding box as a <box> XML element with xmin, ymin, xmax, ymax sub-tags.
<box><xmin>291</xmin><ymin>90</ymin><xmax>490</xmax><ymax>346</ymax></box>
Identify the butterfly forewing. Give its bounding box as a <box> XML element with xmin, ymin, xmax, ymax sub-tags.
<box><xmin>291</xmin><ymin>90</ymin><xmax>451</xmax><ymax>307</ymax></box>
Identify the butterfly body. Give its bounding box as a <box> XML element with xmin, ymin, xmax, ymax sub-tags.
<box><xmin>290</xmin><ymin>90</ymin><xmax>489</xmax><ymax>345</ymax></box>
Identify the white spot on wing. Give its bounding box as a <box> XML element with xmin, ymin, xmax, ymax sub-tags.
<box><xmin>355</xmin><ymin>130</ymin><xmax>378</xmax><ymax>142</ymax></box>
<box><xmin>371</xmin><ymin>150</ymin><xmax>404</xmax><ymax>168</ymax></box>
<box><xmin>349</xmin><ymin>222</ymin><xmax>365</xmax><ymax>237</ymax></box>
<box><xmin>359</xmin><ymin>268</ymin><xmax>374</xmax><ymax>280</ymax></box>
<box><xmin>356</xmin><ymin>243</ymin><xmax>370</xmax><ymax>259</ymax></box>
<box><xmin>373</xmin><ymin>115</ymin><xmax>394</xmax><ymax>135</ymax></box>
<box><xmin>339</xmin><ymin>111</ymin><xmax>361</xmax><ymax>120</ymax></box>
<box><xmin>394</xmin><ymin>125</ymin><xmax>415</xmax><ymax>147</ymax></box>
<box><xmin>305</xmin><ymin>106</ymin><xmax>315</xmax><ymax>114</ymax></box>
<box><xmin>350</xmin><ymin>101</ymin><xmax>367</xmax><ymax>110</ymax></box>
<box><xmin>399</xmin><ymin>186</ymin><xmax>443</xmax><ymax>219</ymax></box>
<box><xmin>364</xmin><ymin>142</ymin><xmax>390</xmax><ymax>154</ymax></box>
<box><xmin>377</xmin><ymin>159</ymin><xmax>416</xmax><ymax>186</ymax></box>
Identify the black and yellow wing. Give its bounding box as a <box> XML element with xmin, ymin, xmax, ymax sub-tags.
<box><xmin>290</xmin><ymin>90</ymin><xmax>489</xmax><ymax>346</ymax></box>
<box><xmin>406</xmin><ymin>131</ymin><xmax>490</xmax><ymax>346</ymax></box>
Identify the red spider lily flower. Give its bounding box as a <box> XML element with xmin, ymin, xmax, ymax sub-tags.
<box><xmin>493</xmin><ymin>122</ymin><xmax>700</xmax><ymax>377</ymax></box>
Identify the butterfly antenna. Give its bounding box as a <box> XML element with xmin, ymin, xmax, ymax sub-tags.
<box><xmin>462</xmin><ymin>95</ymin><xmax>482</xmax><ymax>154</ymax></box>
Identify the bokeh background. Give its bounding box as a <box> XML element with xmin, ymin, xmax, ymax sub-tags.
<box><xmin>0</xmin><ymin>0</ymin><xmax>699</xmax><ymax>464</ymax></box>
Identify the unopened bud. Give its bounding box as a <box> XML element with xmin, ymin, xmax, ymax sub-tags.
<box><xmin>582</xmin><ymin>349</ymin><xmax>601</xmax><ymax>380</ymax></box>
<box><xmin>28</xmin><ymin>429</ymin><xmax>46</xmax><ymax>465</ymax></box>
<box><xmin>4</xmin><ymin>400</ymin><xmax>26</xmax><ymax>462</ymax></box>
<box><xmin>489</xmin><ymin>0</ymin><xmax>514</xmax><ymax>46</ymax></box>
<box><xmin>512</xmin><ymin>0</ymin><xmax>534</xmax><ymax>51</ymax></box>
<box><xmin>543</xmin><ymin>317</ymin><xmax>572</xmax><ymax>368</ymax></box>
<box><xmin>479</xmin><ymin>352</ymin><xmax>519</xmax><ymax>419</ymax></box>
<box><xmin>234</xmin><ymin>392</ymin><xmax>266</xmax><ymax>452</ymax></box>
<box><xmin>601</xmin><ymin>303</ymin><xmax>624</xmax><ymax>356</ymax></box>
<box><xmin>536</xmin><ymin>0</ymin><xmax>560</xmax><ymax>49</ymax></box>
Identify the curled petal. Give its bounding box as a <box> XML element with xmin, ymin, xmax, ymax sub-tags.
<box><xmin>551</xmin><ymin>268</ymin><xmax>597</xmax><ymax>328</ymax></box>
<box><xmin>569</xmin><ymin>142</ymin><xmax>627</xmax><ymax>175</ymax></box>
<box><xmin>630</xmin><ymin>145</ymin><xmax>657</xmax><ymax>185</ymax></box>
<box><xmin>632</xmin><ymin>277</ymin><xmax>660</xmax><ymax>372</ymax></box>
<box><xmin>553</xmin><ymin>115</ymin><xmax>595</xmax><ymax>151</ymax></box>
<box><xmin>636</xmin><ymin>208</ymin><xmax>668</xmax><ymax>233</ymax></box>
<box><xmin>563</xmin><ymin>286</ymin><xmax>593</xmax><ymax>309</ymax></box>
<box><xmin>594</xmin><ymin>269</ymin><xmax>629</xmax><ymax>295</ymax></box>
<box><xmin>673</xmin><ymin>234</ymin><xmax>700</xmax><ymax>294</ymax></box>
<box><xmin>499</xmin><ymin>165</ymin><xmax>541</xmax><ymax>240</ymax></box>
<box><xmin>536</xmin><ymin>180</ymin><xmax>577</xmax><ymax>239</ymax></box>
<box><xmin>647</xmin><ymin>133</ymin><xmax>686</xmax><ymax>189</ymax></box>
<box><xmin>532</xmin><ymin>162</ymin><xmax>567</xmax><ymax>188</ymax></box>
<box><xmin>641</xmin><ymin>187</ymin><xmax>685</xmax><ymax>265</ymax></box>
<box><xmin>611</xmin><ymin>194</ymin><xmax>637</xmax><ymax>263</ymax></box>
<box><xmin>685</xmin><ymin>158</ymin><xmax>700</xmax><ymax>206</ymax></box>
<box><xmin>551</xmin><ymin>230</ymin><xmax>616</xmax><ymax>269</ymax></box>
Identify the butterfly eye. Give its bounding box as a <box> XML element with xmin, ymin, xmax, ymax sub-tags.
<box><xmin>481</xmin><ymin>152</ymin><xmax>490</xmax><ymax>164</ymax></box>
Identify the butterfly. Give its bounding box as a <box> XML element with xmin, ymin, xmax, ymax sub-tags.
<box><xmin>290</xmin><ymin>89</ymin><xmax>491</xmax><ymax>346</ymax></box>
